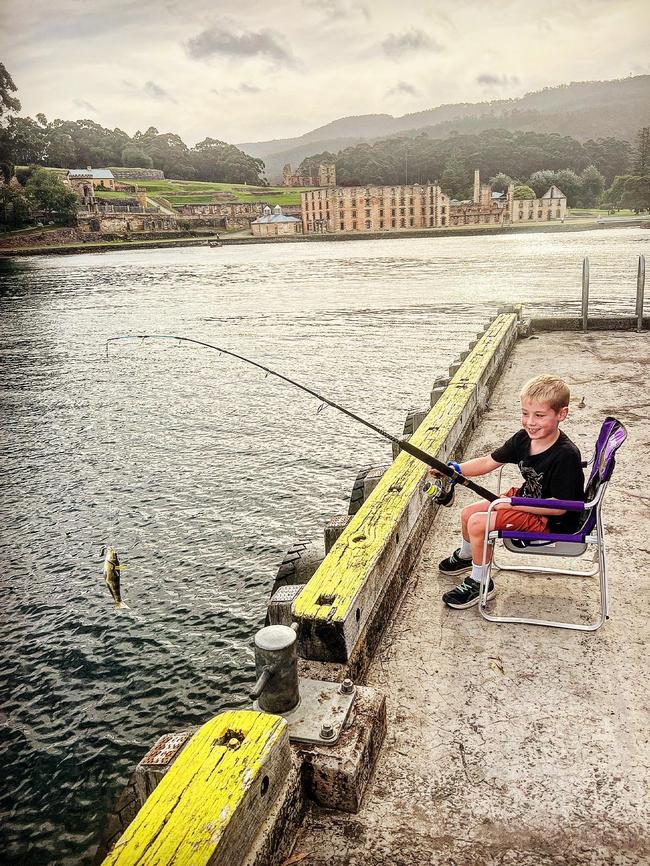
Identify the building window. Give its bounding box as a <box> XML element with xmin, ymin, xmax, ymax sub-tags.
<box><xmin>409</xmin><ymin>197</ymin><xmax>413</xmax><ymax>205</ymax></box>
<box><xmin>409</xmin><ymin>218</ymin><xmax>414</xmax><ymax>226</ymax></box>
<box><xmin>409</xmin><ymin>208</ymin><xmax>414</xmax><ymax>216</ymax></box>
<box><xmin>391</xmin><ymin>219</ymin><xmax>396</xmax><ymax>227</ymax></box>
<box><xmin>339</xmin><ymin>211</ymin><xmax>344</xmax><ymax>220</ymax></box>
<box><xmin>365</xmin><ymin>199</ymin><xmax>370</xmax><ymax>207</ymax></box>
<box><xmin>352</xmin><ymin>210</ymin><xmax>357</xmax><ymax>218</ymax></box>
<box><xmin>365</xmin><ymin>220</ymin><xmax>371</xmax><ymax>229</ymax></box>
<box><xmin>391</xmin><ymin>208</ymin><xmax>396</xmax><ymax>217</ymax></box>
<box><xmin>352</xmin><ymin>220</ymin><xmax>357</xmax><ymax>229</ymax></box>
<box><xmin>528</xmin><ymin>212</ymin><xmax>533</xmax><ymax>219</ymax></box>
<box><xmin>365</xmin><ymin>209</ymin><xmax>370</xmax><ymax>217</ymax></box>
<box><xmin>340</xmin><ymin>221</ymin><xmax>344</xmax><ymax>230</ymax></box>
<box><xmin>351</xmin><ymin>198</ymin><xmax>356</xmax><ymax>206</ymax></box>
<box><xmin>441</xmin><ymin>206</ymin><xmax>446</xmax><ymax>214</ymax></box>
<box><xmin>400</xmin><ymin>208</ymin><xmax>405</xmax><ymax>216</ymax></box>
<box><xmin>441</xmin><ymin>217</ymin><xmax>446</xmax><ymax>226</ymax></box>
<box><xmin>400</xmin><ymin>218</ymin><xmax>405</xmax><ymax>227</ymax></box>
<box><xmin>379</xmin><ymin>208</ymin><xmax>384</xmax><ymax>217</ymax></box>
<box><xmin>379</xmin><ymin>219</ymin><xmax>384</xmax><ymax>228</ymax></box>
<box><xmin>391</xmin><ymin>198</ymin><xmax>396</xmax><ymax>206</ymax></box>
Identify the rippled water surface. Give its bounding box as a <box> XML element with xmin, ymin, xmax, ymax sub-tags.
<box><xmin>1</xmin><ymin>229</ymin><xmax>648</xmax><ymax>864</ymax></box>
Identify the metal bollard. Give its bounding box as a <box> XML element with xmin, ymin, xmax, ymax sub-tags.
<box><xmin>581</xmin><ymin>257</ymin><xmax>590</xmax><ymax>332</ymax></box>
<box><xmin>636</xmin><ymin>254</ymin><xmax>646</xmax><ymax>332</ymax></box>
<box><xmin>250</xmin><ymin>624</ymin><xmax>300</xmax><ymax>714</ymax></box>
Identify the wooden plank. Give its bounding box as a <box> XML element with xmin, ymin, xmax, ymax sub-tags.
<box><xmin>102</xmin><ymin>710</ymin><xmax>291</xmax><ymax>866</ymax></box>
<box><xmin>293</xmin><ymin>313</ymin><xmax>518</xmax><ymax>662</ymax></box>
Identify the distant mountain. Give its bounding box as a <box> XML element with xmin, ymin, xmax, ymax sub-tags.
<box><xmin>239</xmin><ymin>76</ymin><xmax>650</xmax><ymax>181</ymax></box>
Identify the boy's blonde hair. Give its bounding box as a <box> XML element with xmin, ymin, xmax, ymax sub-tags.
<box><xmin>520</xmin><ymin>375</ymin><xmax>570</xmax><ymax>411</ymax></box>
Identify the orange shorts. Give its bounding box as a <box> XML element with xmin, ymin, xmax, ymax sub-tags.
<box><xmin>493</xmin><ymin>487</ymin><xmax>549</xmax><ymax>533</ymax></box>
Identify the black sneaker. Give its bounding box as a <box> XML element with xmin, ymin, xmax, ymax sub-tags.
<box><xmin>442</xmin><ymin>576</ymin><xmax>495</xmax><ymax>609</ymax></box>
<box><xmin>438</xmin><ymin>548</ymin><xmax>473</xmax><ymax>576</ymax></box>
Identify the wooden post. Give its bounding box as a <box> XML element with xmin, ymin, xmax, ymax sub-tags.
<box><xmin>582</xmin><ymin>257</ymin><xmax>590</xmax><ymax>332</ymax></box>
<box><xmin>636</xmin><ymin>254</ymin><xmax>646</xmax><ymax>332</ymax></box>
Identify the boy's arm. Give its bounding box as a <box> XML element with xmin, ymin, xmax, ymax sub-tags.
<box><xmin>458</xmin><ymin>454</ymin><xmax>503</xmax><ymax>477</ymax></box>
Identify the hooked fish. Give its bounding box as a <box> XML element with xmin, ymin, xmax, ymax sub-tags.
<box><xmin>102</xmin><ymin>546</ymin><xmax>129</xmax><ymax>609</ymax></box>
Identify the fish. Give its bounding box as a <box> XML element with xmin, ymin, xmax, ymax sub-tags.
<box><xmin>102</xmin><ymin>546</ymin><xmax>129</xmax><ymax>609</ymax></box>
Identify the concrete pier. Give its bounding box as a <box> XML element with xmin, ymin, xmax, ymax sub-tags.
<box><xmin>292</xmin><ymin>330</ymin><xmax>650</xmax><ymax>865</ymax></box>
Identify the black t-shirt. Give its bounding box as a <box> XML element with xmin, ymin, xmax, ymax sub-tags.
<box><xmin>491</xmin><ymin>429</ymin><xmax>584</xmax><ymax>532</ymax></box>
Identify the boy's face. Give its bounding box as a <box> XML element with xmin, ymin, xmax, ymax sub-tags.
<box><xmin>521</xmin><ymin>398</ymin><xmax>568</xmax><ymax>441</ymax></box>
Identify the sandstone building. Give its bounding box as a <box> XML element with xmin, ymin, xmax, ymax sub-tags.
<box><xmin>251</xmin><ymin>205</ymin><xmax>302</xmax><ymax>237</ymax></box>
<box><xmin>507</xmin><ymin>183</ymin><xmax>566</xmax><ymax>223</ymax></box>
<box><xmin>68</xmin><ymin>167</ymin><xmax>116</xmax><ymax>190</ymax></box>
<box><xmin>282</xmin><ymin>162</ymin><xmax>336</xmax><ymax>188</ymax></box>
<box><xmin>301</xmin><ymin>169</ymin><xmax>567</xmax><ymax>235</ymax></box>
<box><xmin>301</xmin><ymin>183</ymin><xmax>450</xmax><ymax>234</ymax></box>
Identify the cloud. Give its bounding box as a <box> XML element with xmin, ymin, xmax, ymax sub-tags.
<box><xmin>211</xmin><ymin>82</ymin><xmax>264</xmax><ymax>96</ymax></box>
<box><xmin>72</xmin><ymin>98</ymin><xmax>97</xmax><ymax>113</ymax></box>
<box><xmin>476</xmin><ymin>73</ymin><xmax>520</xmax><ymax>86</ymax></box>
<box><xmin>186</xmin><ymin>24</ymin><xmax>296</xmax><ymax>66</ymax></box>
<box><xmin>301</xmin><ymin>0</ymin><xmax>370</xmax><ymax>20</ymax></box>
<box><xmin>143</xmin><ymin>81</ymin><xmax>177</xmax><ymax>102</ymax></box>
<box><xmin>381</xmin><ymin>29</ymin><xmax>444</xmax><ymax>59</ymax></box>
<box><xmin>386</xmin><ymin>81</ymin><xmax>420</xmax><ymax>97</ymax></box>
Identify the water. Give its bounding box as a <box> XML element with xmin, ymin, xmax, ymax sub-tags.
<box><xmin>0</xmin><ymin>228</ymin><xmax>647</xmax><ymax>864</ymax></box>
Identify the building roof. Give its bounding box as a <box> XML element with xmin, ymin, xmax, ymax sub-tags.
<box><xmin>491</xmin><ymin>191</ymin><xmax>505</xmax><ymax>200</ymax></box>
<box><xmin>69</xmin><ymin>168</ymin><xmax>115</xmax><ymax>180</ymax></box>
<box><xmin>541</xmin><ymin>184</ymin><xmax>565</xmax><ymax>199</ymax></box>
<box><xmin>253</xmin><ymin>205</ymin><xmax>300</xmax><ymax>224</ymax></box>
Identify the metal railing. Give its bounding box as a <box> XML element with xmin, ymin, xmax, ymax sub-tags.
<box><xmin>581</xmin><ymin>255</ymin><xmax>646</xmax><ymax>332</ymax></box>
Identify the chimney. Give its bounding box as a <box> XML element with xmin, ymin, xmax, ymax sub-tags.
<box><xmin>473</xmin><ymin>170</ymin><xmax>480</xmax><ymax>204</ymax></box>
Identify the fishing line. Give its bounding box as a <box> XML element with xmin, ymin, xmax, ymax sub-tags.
<box><xmin>106</xmin><ymin>334</ymin><xmax>497</xmax><ymax>503</ymax></box>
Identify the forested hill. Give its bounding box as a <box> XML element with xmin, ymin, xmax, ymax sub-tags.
<box><xmin>239</xmin><ymin>75</ymin><xmax>650</xmax><ymax>180</ymax></box>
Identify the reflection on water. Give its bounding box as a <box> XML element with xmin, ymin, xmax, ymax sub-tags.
<box><xmin>0</xmin><ymin>229</ymin><xmax>647</xmax><ymax>864</ymax></box>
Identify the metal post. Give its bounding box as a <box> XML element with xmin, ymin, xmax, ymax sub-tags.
<box><xmin>581</xmin><ymin>257</ymin><xmax>589</xmax><ymax>332</ymax></box>
<box><xmin>636</xmin><ymin>254</ymin><xmax>645</xmax><ymax>332</ymax></box>
<box><xmin>250</xmin><ymin>624</ymin><xmax>299</xmax><ymax>714</ymax></box>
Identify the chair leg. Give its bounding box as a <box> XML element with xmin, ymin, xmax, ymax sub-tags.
<box><xmin>479</xmin><ymin>534</ymin><xmax>608</xmax><ymax>631</ymax></box>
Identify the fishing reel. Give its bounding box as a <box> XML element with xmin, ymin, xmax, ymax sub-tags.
<box><xmin>423</xmin><ymin>461</ymin><xmax>462</xmax><ymax>507</ymax></box>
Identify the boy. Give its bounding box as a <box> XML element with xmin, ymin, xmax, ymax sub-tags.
<box><xmin>435</xmin><ymin>374</ymin><xmax>584</xmax><ymax>609</ymax></box>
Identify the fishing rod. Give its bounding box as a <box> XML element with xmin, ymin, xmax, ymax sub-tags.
<box><xmin>106</xmin><ymin>334</ymin><xmax>497</xmax><ymax>503</ymax></box>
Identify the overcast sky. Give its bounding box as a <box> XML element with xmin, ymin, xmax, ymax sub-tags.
<box><xmin>3</xmin><ymin>0</ymin><xmax>649</xmax><ymax>146</ymax></box>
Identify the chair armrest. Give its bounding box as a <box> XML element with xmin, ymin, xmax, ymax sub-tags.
<box><xmin>509</xmin><ymin>496</ymin><xmax>585</xmax><ymax>511</ymax></box>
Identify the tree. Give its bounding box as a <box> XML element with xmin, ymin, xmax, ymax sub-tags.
<box><xmin>620</xmin><ymin>176</ymin><xmax>650</xmax><ymax>212</ymax></box>
<box><xmin>24</xmin><ymin>168</ymin><xmax>78</xmax><ymax>224</ymax></box>
<box><xmin>441</xmin><ymin>152</ymin><xmax>470</xmax><ymax>198</ymax></box>
<box><xmin>0</xmin><ymin>62</ymin><xmax>21</xmax><ymax>117</ymax></box>
<box><xmin>513</xmin><ymin>184</ymin><xmax>536</xmax><ymax>199</ymax></box>
<box><xmin>602</xmin><ymin>175</ymin><xmax>632</xmax><ymax>210</ymax></box>
<box><xmin>488</xmin><ymin>172</ymin><xmax>513</xmax><ymax>193</ymax></box>
<box><xmin>121</xmin><ymin>146</ymin><xmax>153</xmax><ymax>168</ymax></box>
<box><xmin>554</xmin><ymin>169</ymin><xmax>581</xmax><ymax>206</ymax></box>
<box><xmin>0</xmin><ymin>184</ymin><xmax>30</xmax><ymax>228</ymax></box>
<box><xmin>578</xmin><ymin>164</ymin><xmax>605</xmax><ymax>207</ymax></box>
<box><xmin>528</xmin><ymin>169</ymin><xmax>557</xmax><ymax>198</ymax></box>
<box><xmin>633</xmin><ymin>127</ymin><xmax>650</xmax><ymax>176</ymax></box>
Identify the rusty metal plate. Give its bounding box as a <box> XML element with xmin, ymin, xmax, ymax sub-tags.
<box><xmin>139</xmin><ymin>731</ymin><xmax>192</xmax><ymax>767</ymax></box>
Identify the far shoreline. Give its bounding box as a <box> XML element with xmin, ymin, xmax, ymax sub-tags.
<box><xmin>1</xmin><ymin>218</ymin><xmax>647</xmax><ymax>258</ymax></box>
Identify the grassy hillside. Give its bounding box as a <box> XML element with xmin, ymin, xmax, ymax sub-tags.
<box><xmin>136</xmin><ymin>179</ymin><xmax>307</xmax><ymax>206</ymax></box>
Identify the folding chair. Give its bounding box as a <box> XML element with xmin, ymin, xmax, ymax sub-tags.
<box><xmin>478</xmin><ymin>417</ymin><xmax>627</xmax><ymax>631</ymax></box>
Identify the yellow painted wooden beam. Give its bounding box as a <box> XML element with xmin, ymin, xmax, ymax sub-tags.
<box><xmin>102</xmin><ymin>710</ymin><xmax>289</xmax><ymax>866</ymax></box>
<box><xmin>293</xmin><ymin>314</ymin><xmax>517</xmax><ymax>629</ymax></box>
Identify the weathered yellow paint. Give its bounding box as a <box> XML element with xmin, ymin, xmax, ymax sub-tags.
<box><xmin>293</xmin><ymin>313</ymin><xmax>517</xmax><ymax>624</ymax></box>
<box><xmin>102</xmin><ymin>710</ymin><xmax>287</xmax><ymax>866</ymax></box>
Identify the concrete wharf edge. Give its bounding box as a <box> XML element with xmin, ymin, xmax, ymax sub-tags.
<box><xmin>292</xmin><ymin>326</ymin><xmax>650</xmax><ymax>865</ymax></box>
<box><xmin>293</xmin><ymin>311</ymin><xmax>520</xmax><ymax>670</ymax></box>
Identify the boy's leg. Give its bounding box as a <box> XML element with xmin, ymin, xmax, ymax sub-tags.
<box><xmin>438</xmin><ymin>500</ymin><xmax>490</xmax><ymax>575</ymax></box>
